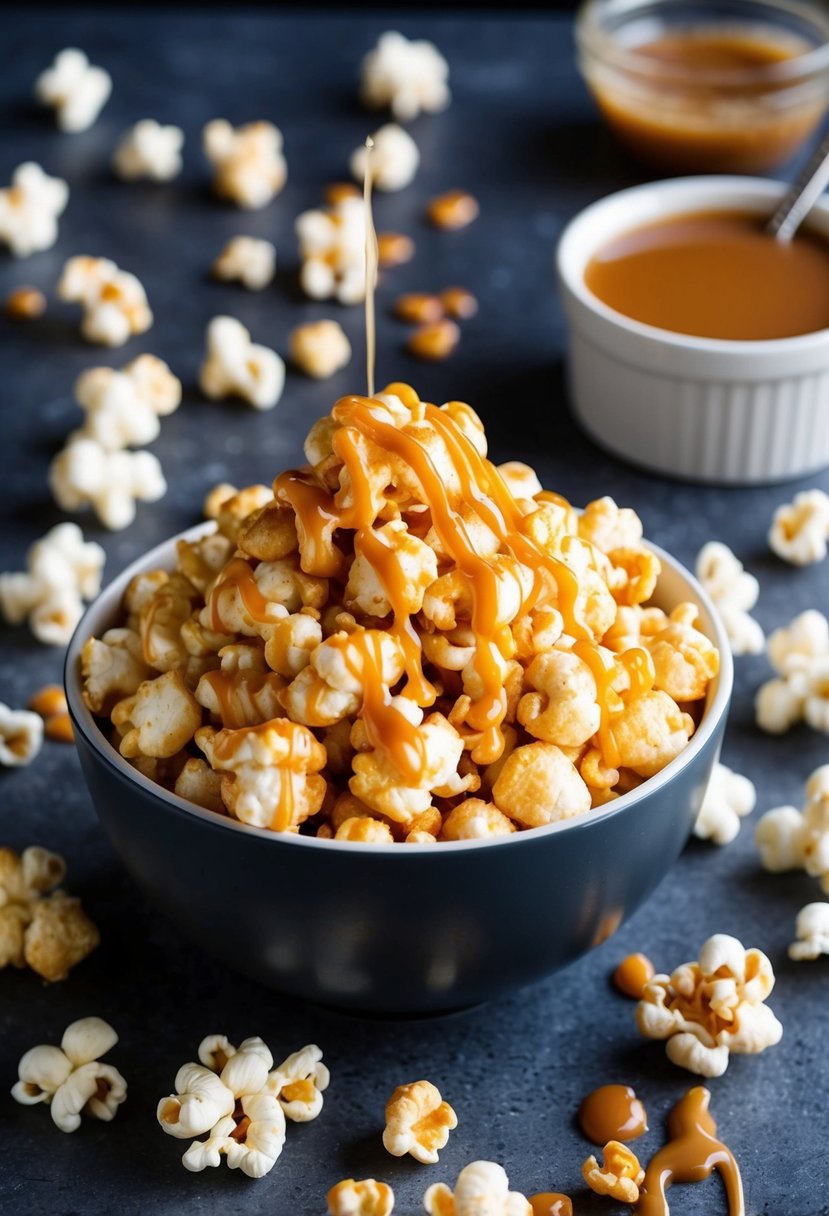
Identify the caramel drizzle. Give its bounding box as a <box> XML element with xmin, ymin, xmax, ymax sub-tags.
<box><xmin>199</xmin><ymin>668</ymin><xmax>280</xmax><ymax>731</ymax></box>
<box><xmin>637</xmin><ymin>1087</ymin><xmax>744</xmax><ymax>1216</ymax></box>
<box><xmin>209</xmin><ymin>557</ymin><xmax>277</xmax><ymax>632</ymax></box>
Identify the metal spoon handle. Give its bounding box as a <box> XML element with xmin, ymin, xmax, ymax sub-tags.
<box><xmin>767</xmin><ymin>130</ymin><xmax>829</xmax><ymax>243</ymax></box>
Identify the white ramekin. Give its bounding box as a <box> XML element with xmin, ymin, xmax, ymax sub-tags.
<box><xmin>556</xmin><ymin>176</ymin><xmax>829</xmax><ymax>484</ymax></box>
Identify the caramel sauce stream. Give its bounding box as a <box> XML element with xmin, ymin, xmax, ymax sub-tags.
<box><xmin>637</xmin><ymin>1087</ymin><xmax>744</xmax><ymax>1216</ymax></box>
<box><xmin>363</xmin><ymin>135</ymin><xmax>378</xmax><ymax>399</ymax></box>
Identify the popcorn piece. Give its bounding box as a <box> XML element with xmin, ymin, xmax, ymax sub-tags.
<box><xmin>50</xmin><ymin>438</ymin><xmax>166</xmax><ymax>530</ymax></box>
<box><xmin>645</xmin><ymin>603</ymin><xmax>719</xmax><ymax>702</ymax></box>
<box><xmin>426</xmin><ymin>191</ymin><xmax>479</xmax><ymax>231</ymax></box>
<box><xmin>441</xmin><ymin>287</ymin><xmax>478</xmax><ymax>320</ymax></box>
<box><xmin>517</xmin><ymin>650</ymin><xmax>600</xmax><ymax>748</ymax></box>
<box><xmin>81</xmin><ymin>628</ymin><xmax>151</xmax><ymax>714</ymax></box>
<box><xmin>696</xmin><ymin>542</ymin><xmax>764</xmax><ymax>656</ymax></box>
<box><xmin>0</xmin><ymin>704</ymin><xmax>43</xmax><ymax>767</ymax></box>
<box><xmin>12</xmin><ymin>1017</ymin><xmax>125</xmax><ymax>1132</ymax></box>
<box><xmin>693</xmin><ymin>761</ymin><xmax>756</xmax><ymax>846</ymax></box>
<box><xmin>582</xmin><ymin>1142</ymin><xmax>644</xmax><ymax>1204</ymax></box>
<box><xmin>408</xmin><ymin>319</ymin><xmax>460</xmax><ymax>361</ymax></box>
<box><xmin>24</xmin><ymin>892</ymin><xmax>100</xmax><ymax>982</ymax></box>
<box><xmin>73</xmin><ymin>355</ymin><xmax>181</xmax><ymax>450</ymax></box>
<box><xmin>383</xmin><ymin>1080</ymin><xmax>457</xmax><ymax>1164</ymax></box>
<box><xmin>636</xmin><ymin>933</ymin><xmax>782</xmax><ymax>1076</ymax></box>
<box><xmin>0</xmin><ymin>522</ymin><xmax>105</xmax><ymax>646</ymax></box>
<box><xmin>158</xmin><ymin>1062</ymin><xmax>235</xmax><ymax>1139</ymax></box>
<box><xmin>441</xmin><ymin>799</ymin><xmax>515</xmax><ymax>840</ymax></box>
<box><xmin>196</xmin><ymin>718</ymin><xmax>327</xmax><ymax>831</ymax></box>
<box><xmin>492</xmin><ymin>742</ymin><xmax>591</xmax><ymax>827</ymax></box>
<box><xmin>6</xmin><ymin>285</ymin><xmax>47</xmax><ymax>319</ymax></box>
<box><xmin>613</xmin><ymin>952</ymin><xmax>655</xmax><ymax>1000</ymax></box>
<box><xmin>35</xmin><ymin>48</ymin><xmax>111</xmax><ymax>131</ymax></box>
<box><xmin>327</xmin><ymin>1178</ymin><xmax>394</xmax><ymax>1216</ymax></box>
<box><xmin>212</xmin><ymin>235</ymin><xmax>276</xmax><ymax>291</ymax></box>
<box><xmin>351</xmin><ymin>124</ymin><xmax>419</xmax><ymax>192</ymax></box>
<box><xmin>204</xmin><ymin>482</ymin><xmax>239</xmax><ymax>520</ymax></box>
<box><xmin>58</xmin><ymin>255</ymin><xmax>152</xmax><ymax>346</ymax></box>
<box><xmin>203</xmin><ymin>120</ymin><xmax>286</xmax><ymax>209</ymax></box>
<box><xmin>769</xmin><ymin>489</ymin><xmax>829</xmax><ymax>566</ymax></box>
<box><xmin>45</xmin><ymin>714</ymin><xmax>74</xmax><ymax>743</ymax></box>
<box><xmin>297</xmin><ymin>195</ymin><xmax>367</xmax><ymax>304</ymax></box>
<box><xmin>290</xmin><ymin>320</ymin><xmax>352</xmax><ymax>379</ymax></box>
<box><xmin>113</xmin><ymin>670</ymin><xmax>202</xmax><ymax>759</ymax></box>
<box><xmin>789</xmin><ymin>902</ymin><xmax>829</xmax><ymax>960</ymax></box>
<box><xmin>360</xmin><ymin>31</ymin><xmax>450</xmax><ymax>121</ymax></box>
<box><xmin>755</xmin><ymin>764</ymin><xmax>829</xmax><ymax>889</ymax></box>
<box><xmin>200</xmin><ymin>316</ymin><xmax>285</xmax><ymax>410</ymax></box>
<box><xmin>424</xmin><ymin>1162</ymin><xmax>530</xmax><ymax>1216</ymax></box>
<box><xmin>174</xmin><ymin>758</ymin><xmax>225</xmax><ymax>813</ymax></box>
<box><xmin>267</xmin><ymin>1044</ymin><xmax>329</xmax><ymax>1121</ymax></box>
<box><xmin>0</xmin><ymin>163</ymin><xmax>69</xmax><ymax>257</ymax></box>
<box><xmin>113</xmin><ymin>119</ymin><xmax>184</xmax><ymax>181</ymax></box>
<box><xmin>0</xmin><ymin>849</ymin><xmax>96</xmax><ymax>982</ymax></box>
<box><xmin>756</xmin><ymin>610</ymin><xmax>829</xmax><ymax>735</ymax></box>
<box><xmin>612</xmin><ymin>691</ymin><xmax>695</xmax><ymax>778</ymax></box>
<box><xmin>29</xmin><ymin>685</ymin><xmax>68</xmax><ymax>719</ymax></box>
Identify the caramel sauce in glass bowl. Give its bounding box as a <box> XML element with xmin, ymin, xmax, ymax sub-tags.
<box><xmin>577</xmin><ymin>0</ymin><xmax>829</xmax><ymax>172</ymax></box>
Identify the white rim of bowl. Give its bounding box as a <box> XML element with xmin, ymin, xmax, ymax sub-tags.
<box><xmin>65</xmin><ymin>522</ymin><xmax>734</xmax><ymax>854</ymax></box>
<box><xmin>557</xmin><ymin>175</ymin><xmax>829</xmax><ymax>355</ymax></box>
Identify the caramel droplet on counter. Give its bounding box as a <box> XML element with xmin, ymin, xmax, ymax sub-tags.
<box><xmin>377</xmin><ymin>232</ymin><xmax>415</xmax><ymax>268</ymax></box>
<box><xmin>614</xmin><ymin>951</ymin><xmax>655</xmax><ymax>998</ymax></box>
<box><xmin>579</xmin><ymin>1084</ymin><xmax>648</xmax><ymax>1145</ymax></box>
<box><xmin>637</xmin><ymin>1086</ymin><xmax>744</xmax><ymax>1216</ymax></box>
<box><xmin>407</xmin><ymin>318</ymin><xmax>460</xmax><ymax>361</ymax></box>
<box><xmin>529</xmin><ymin>1194</ymin><xmax>573</xmax><ymax>1216</ymax></box>
<box><xmin>426</xmin><ymin>189</ymin><xmax>480</xmax><ymax>230</ymax></box>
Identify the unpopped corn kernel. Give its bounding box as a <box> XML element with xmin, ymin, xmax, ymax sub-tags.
<box><xmin>440</xmin><ymin>287</ymin><xmax>478</xmax><ymax>319</ymax></box>
<box><xmin>407</xmin><ymin>319</ymin><xmax>460</xmax><ymax>361</ymax></box>
<box><xmin>6</xmin><ymin>285</ymin><xmax>47</xmax><ymax>319</ymax></box>
<box><xmin>377</xmin><ymin>232</ymin><xmax>415</xmax><ymax>267</ymax></box>
<box><xmin>426</xmin><ymin>190</ymin><xmax>479</xmax><ymax>231</ymax></box>
<box><xmin>613</xmin><ymin>953</ymin><xmax>655</xmax><ymax>1000</ymax></box>
<box><xmin>395</xmin><ymin>293</ymin><xmax>444</xmax><ymax>325</ymax></box>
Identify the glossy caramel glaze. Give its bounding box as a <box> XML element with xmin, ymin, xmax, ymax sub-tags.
<box><xmin>529</xmin><ymin>1194</ymin><xmax>573</xmax><ymax>1216</ymax></box>
<box><xmin>579</xmin><ymin>1084</ymin><xmax>648</xmax><ymax>1145</ymax></box>
<box><xmin>614</xmin><ymin>952</ymin><xmax>655</xmax><ymax>999</ymax></box>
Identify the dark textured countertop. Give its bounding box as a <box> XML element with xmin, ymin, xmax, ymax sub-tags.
<box><xmin>1</xmin><ymin>10</ymin><xmax>828</xmax><ymax>1216</ymax></box>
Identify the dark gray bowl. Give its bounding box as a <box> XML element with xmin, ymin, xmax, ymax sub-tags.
<box><xmin>65</xmin><ymin>525</ymin><xmax>733</xmax><ymax>1014</ymax></box>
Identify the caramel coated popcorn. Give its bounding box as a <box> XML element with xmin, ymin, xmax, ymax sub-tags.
<box><xmin>636</xmin><ymin>933</ymin><xmax>782</xmax><ymax>1077</ymax></box>
<box><xmin>328</xmin><ymin>1179</ymin><xmax>394</xmax><ymax>1216</ymax></box>
<box><xmin>82</xmin><ymin>385</ymin><xmax>717</xmax><ymax>843</ymax></box>
<box><xmin>0</xmin><ymin>162</ymin><xmax>69</xmax><ymax>257</ymax></box>
<box><xmin>582</xmin><ymin>1141</ymin><xmax>644</xmax><ymax>1203</ymax></box>
<box><xmin>0</xmin><ymin>846</ymin><xmax>99</xmax><ymax>981</ymax></box>
<box><xmin>35</xmin><ymin>48</ymin><xmax>111</xmax><ymax>132</ymax></box>
<box><xmin>424</xmin><ymin>1162</ymin><xmax>530</xmax><ymax>1216</ymax></box>
<box><xmin>12</xmin><ymin>1017</ymin><xmax>126</xmax><ymax>1132</ymax></box>
<box><xmin>383</xmin><ymin>1080</ymin><xmax>457</xmax><ymax>1164</ymax></box>
<box><xmin>290</xmin><ymin>320</ymin><xmax>352</xmax><ymax>379</ymax></box>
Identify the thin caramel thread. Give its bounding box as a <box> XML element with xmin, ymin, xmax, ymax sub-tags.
<box><xmin>209</xmin><ymin>558</ymin><xmax>276</xmax><ymax>632</ymax></box>
<box><xmin>338</xmin><ymin>629</ymin><xmax>427</xmax><ymax>781</ymax></box>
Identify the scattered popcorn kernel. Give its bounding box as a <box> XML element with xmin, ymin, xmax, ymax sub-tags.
<box><xmin>383</xmin><ymin>1079</ymin><xmax>457</xmax><ymax>1164</ymax></box>
<box><xmin>328</xmin><ymin>1178</ymin><xmax>394</xmax><ymax>1216</ymax></box>
<box><xmin>290</xmin><ymin>319</ymin><xmax>352</xmax><ymax>379</ymax></box>
<box><xmin>0</xmin><ymin>704</ymin><xmax>43</xmax><ymax>767</ymax></box>
<box><xmin>613</xmin><ymin>953</ymin><xmax>655</xmax><ymax>999</ymax></box>
<box><xmin>113</xmin><ymin>670</ymin><xmax>202</xmax><ymax>759</ymax></box>
<box><xmin>29</xmin><ymin>685</ymin><xmax>67</xmax><ymax>719</ymax></box>
<box><xmin>492</xmin><ymin>742</ymin><xmax>591</xmax><ymax>827</ymax></box>
<box><xmin>113</xmin><ymin>119</ymin><xmax>184</xmax><ymax>181</ymax></box>
<box><xmin>351</xmin><ymin>124</ymin><xmax>419</xmax><ymax>192</ymax></box>
<box><xmin>756</xmin><ymin>764</ymin><xmax>829</xmax><ymax>889</ymax></box>
<box><xmin>426</xmin><ymin>190</ymin><xmax>479</xmax><ymax>231</ymax></box>
<box><xmin>203</xmin><ymin>119</ymin><xmax>286</xmax><ymax>209</ymax></box>
<box><xmin>377</xmin><ymin>232</ymin><xmax>415</xmax><ymax>267</ymax></box>
<box><xmin>395</xmin><ymin>293</ymin><xmax>444</xmax><ymax>325</ymax></box>
<box><xmin>756</xmin><ymin>610</ymin><xmax>829</xmax><ymax>735</ymax></box>
<box><xmin>696</xmin><ymin>542</ymin><xmax>764</xmax><ymax>656</ymax></box>
<box><xmin>693</xmin><ymin>761</ymin><xmax>756</xmax><ymax>846</ymax></box>
<box><xmin>200</xmin><ymin>315</ymin><xmax>285</xmax><ymax>410</ymax></box>
<box><xmin>582</xmin><ymin>1141</ymin><xmax>644</xmax><ymax>1204</ymax></box>
<box><xmin>35</xmin><ymin>48</ymin><xmax>111</xmax><ymax>132</ymax></box>
<box><xmin>6</xmin><ymin>285</ymin><xmax>47</xmax><ymax>319</ymax></box>
<box><xmin>424</xmin><ymin>1162</ymin><xmax>530</xmax><ymax>1216</ymax></box>
<box><xmin>407</xmin><ymin>318</ymin><xmax>460</xmax><ymax>361</ymax></box>
<box><xmin>636</xmin><ymin>933</ymin><xmax>782</xmax><ymax>1076</ymax></box>
<box><xmin>360</xmin><ymin>31</ymin><xmax>450</xmax><ymax>121</ymax></box>
<box><xmin>297</xmin><ymin>194</ymin><xmax>367</xmax><ymax>304</ymax></box>
<box><xmin>268</xmin><ymin>1044</ymin><xmax>329</xmax><ymax>1121</ymax></box>
<box><xmin>0</xmin><ymin>162</ymin><xmax>69</xmax><ymax>258</ymax></box>
<box><xmin>73</xmin><ymin>355</ymin><xmax>181</xmax><ymax>450</ymax></box>
<box><xmin>45</xmin><ymin>714</ymin><xmax>74</xmax><ymax>743</ymax></box>
<box><xmin>58</xmin><ymin>255</ymin><xmax>152</xmax><ymax>346</ymax></box>
<box><xmin>50</xmin><ymin>437</ymin><xmax>166</xmax><ymax>530</ymax></box>
<box><xmin>212</xmin><ymin>235</ymin><xmax>276</xmax><ymax>291</ymax></box>
<box><xmin>769</xmin><ymin>489</ymin><xmax>829</xmax><ymax>566</ymax></box>
<box><xmin>0</xmin><ymin>522</ymin><xmax>104</xmax><ymax>647</ymax></box>
<box><xmin>789</xmin><ymin>902</ymin><xmax>829</xmax><ymax>960</ymax></box>
<box><xmin>440</xmin><ymin>287</ymin><xmax>478</xmax><ymax>319</ymax></box>
<box><xmin>12</xmin><ymin>1017</ymin><xmax>125</xmax><ymax>1132</ymax></box>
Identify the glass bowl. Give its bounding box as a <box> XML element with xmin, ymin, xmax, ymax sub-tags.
<box><xmin>576</xmin><ymin>0</ymin><xmax>829</xmax><ymax>172</ymax></box>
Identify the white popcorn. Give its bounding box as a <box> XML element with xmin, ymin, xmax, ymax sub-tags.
<box><xmin>756</xmin><ymin>765</ymin><xmax>829</xmax><ymax>890</ymax></box>
<box><xmin>789</xmin><ymin>902</ymin><xmax>829</xmax><ymax>960</ymax></box>
<box><xmin>756</xmin><ymin>610</ymin><xmax>829</xmax><ymax>735</ymax></box>
<box><xmin>73</xmin><ymin>355</ymin><xmax>181</xmax><ymax>450</ymax></box>
<box><xmin>290</xmin><ymin>320</ymin><xmax>352</xmax><ymax>379</ymax></box>
<box><xmin>0</xmin><ymin>162</ymin><xmax>69</xmax><ymax>257</ymax></box>
<box><xmin>58</xmin><ymin>256</ymin><xmax>152</xmax><ymax>346</ymax></box>
<box><xmin>200</xmin><ymin>316</ymin><xmax>285</xmax><ymax>410</ymax></box>
<box><xmin>158</xmin><ymin>1063</ymin><xmax>235</xmax><ymax>1139</ymax></box>
<box><xmin>35</xmin><ymin>48</ymin><xmax>111</xmax><ymax>132</ymax></box>
<box><xmin>296</xmin><ymin>196</ymin><xmax>366</xmax><ymax>304</ymax></box>
<box><xmin>212</xmin><ymin>236</ymin><xmax>276</xmax><ymax>291</ymax></box>
<box><xmin>50</xmin><ymin>437</ymin><xmax>166</xmax><ymax>530</ymax></box>
<box><xmin>113</xmin><ymin>119</ymin><xmax>184</xmax><ymax>181</ymax></box>
<box><xmin>424</xmin><ymin>1162</ymin><xmax>530</xmax><ymax>1216</ymax></box>
<box><xmin>360</xmin><ymin>31</ymin><xmax>450</xmax><ymax>122</ymax></box>
<box><xmin>693</xmin><ymin>761</ymin><xmax>757</xmax><ymax>846</ymax></box>
<box><xmin>267</xmin><ymin>1044</ymin><xmax>329</xmax><ymax>1122</ymax></box>
<box><xmin>11</xmin><ymin>1017</ymin><xmax>126</xmax><ymax>1133</ymax></box>
<box><xmin>202</xmin><ymin>120</ymin><xmax>286</xmax><ymax>209</ymax></box>
<box><xmin>769</xmin><ymin>489</ymin><xmax>829</xmax><ymax>566</ymax></box>
<box><xmin>0</xmin><ymin>704</ymin><xmax>43</xmax><ymax>767</ymax></box>
<box><xmin>0</xmin><ymin>522</ymin><xmax>105</xmax><ymax>646</ymax></box>
<box><xmin>696</xmin><ymin>541</ymin><xmax>764</xmax><ymax>656</ymax></box>
<box><xmin>350</xmin><ymin>124</ymin><xmax>419</xmax><ymax>192</ymax></box>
